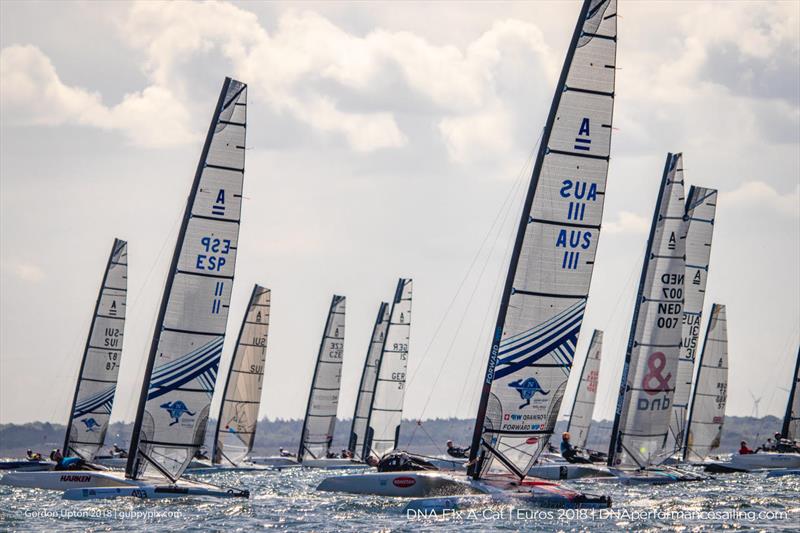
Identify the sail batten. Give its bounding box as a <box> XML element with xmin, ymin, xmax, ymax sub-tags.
<box><xmin>468</xmin><ymin>0</ymin><xmax>617</xmax><ymax>480</ymax></box>
<box><xmin>566</xmin><ymin>330</ymin><xmax>602</xmax><ymax>449</ymax></box>
<box><xmin>298</xmin><ymin>295</ymin><xmax>347</xmax><ymax>462</ymax></box>
<box><xmin>683</xmin><ymin>304</ymin><xmax>728</xmax><ymax>462</ymax></box>
<box><xmin>363</xmin><ymin>279</ymin><xmax>413</xmax><ymax>459</ymax></box>
<box><xmin>607</xmin><ymin>153</ymin><xmax>688</xmax><ymax>469</ymax></box>
<box><xmin>126</xmin><ymin>77</ymin><xmax>247</xmax><ymax>481</ymax></box>
<box><xmin>64</xmin><ymin>238</ymin><xmax>128</xmax><ymax>461</ymax></box>
<box><xmin>667</xmin><ymin>185</ymin><xmax>718</xmax><ymax>453</ymax></box>
<box><xmin>212</xmin><ymin>285</ymin><xmax>270</xmax><ymax>465</ymax></box>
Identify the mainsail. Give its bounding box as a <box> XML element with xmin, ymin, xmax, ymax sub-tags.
<box><xmin>363</xmin><ymin>278</ymin><xmax>413</xmax><ymax>459</ymax></box>
<box><xmin>667</xmin><ymin>185</ymin><xmax>718</xmax><ymax>453</ymax></box>
<box><xmin>212</xmin><ymin>285</ymin><xmax>270</xmax><ymax>465</ymax></box>
<box><xmin>566</xmin><ymin>329</ymin><xmax>602</xmax><ymax>450</ymax></box>
<box><xmin>64</xmin><ymin>238</ymin><xmax>128</xmax><ymax>461</ymax></box>
<box><xmin>781</xmin><ymin>346</ymin><xmax>800</xmax><ymax>441</ymax></box>
<box><xmin>468</xmin><ymin>0</ymin><xmax>618</xmax><ymax>479</ymax></box>
<box><xmin>607</xmin><ymin>153</ymin><xmax>688</xmax><ymax>469</ymax></box>
<box><xmin>348</xmin><ymin>301</ymin><xmax>390</xmax><ymax>460</ymax></box>
<box><xmin>298</xmin><ymin>295</ymin><xmax>346</xmax><ymax>461</ymax></box>
<box><xmin>126</xmin><ymin>77</ymin><xmax>248</xmax><ymax>481</ymax></box>
<box><xmin>683</xmin><ymin>304</ymin><xmax>728</xmax><ymax>462</ymax></box>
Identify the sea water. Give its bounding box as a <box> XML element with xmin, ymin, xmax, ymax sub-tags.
<box><xmin>0</xmin><ymin>468</ymin><xmax>797</xmax><ymax>531</ymax></box>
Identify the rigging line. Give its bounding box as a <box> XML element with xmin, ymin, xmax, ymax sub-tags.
<box><xmin>404</xmin><ymin>139</ymin><xmax>540</xmax><ymax>394</ymax></box>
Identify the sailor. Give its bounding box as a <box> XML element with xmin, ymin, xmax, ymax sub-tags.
<box><xmin>26</xmin><ymin>449</ymin><xmax>42</xmax><ymax>461</ymax></box>
<box><xmin>325</xmin><ymin>450</ymin><xmax>337</xmax><ymax>459</ymax></box>
<box><xmin>760</xmin><ymin>438</ymin><xmax>774</xmax><ymax>452</ymax></box>
<box><xmin>194</xmin><ymin>448</ymin><xmax>210</xmax><ymax>461</ymax></box>
<box><xmin>560</xmin><ymin>432</ymin><xmax>591</xmax><ymax>464</ymax></box>
<box><xmin>341</xmin><ymin>449</ymin><xmax>353</xmax><ymax>459</ymax></box>
<box><xmin>51</xmin><ymin>449</ymin><xmax>87</xmax><ymax>471</ymax></box>
<box><xmin>279</xmin><ymin>447</ymin><xmax>294</xmax><ymax>458</ymax></box>
<box><xmin>365</xmin><ymin>454</ymin><xmax>379</xmax><ymax>467</ymax></box>
<box><xmin>738</xmin><ymin>441</ymin><xmax>754</xmax><ymax>454</ymax></box>
<box><xmin>445</xmin><ymin>440</ymin><xmax>469</xmax><ymax>459</ymax></box>
<box><xmin>110</xmin><ymin>444</ymin><xmax>127</xmax><ymax>458</ymax></box>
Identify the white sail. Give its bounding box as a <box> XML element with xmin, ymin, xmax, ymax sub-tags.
<box><xmin>667</xmin><ymin>185</ymin><xmax>718</xmax><ymax>452</ymax></box>
<box><xmin>212</xmin><ymin>285</ymin><xmax>270</xmax><ymax>465</ymax></box>
<box><xmin>348</xmin><ymin>301</ymin><xmax>390</xmax><ymax>460</ymax></box>
<box><xmin>298</xmin><ymin>295</ymin><xmax>346</xmax><ymax>461</ymax></box>
<box><xmin>608</xmin><ymin>152</ymin><xmax>688</xmax><ymax>469</ymax></box>
<box><xmin>468</xmin><ymin>0</ymin><xmax>617</xmax><ymax>480</ymax></box>
<box><xmin>683</xmin><ymin>304</ymin><xmax>728</xmax><ymax>462</ymax></box>
<box><xmin>64</xmin><ymin>238</ymin><xmax>128</xmax><ymax>461</ymax></box>
<box><xmin>782</xmin><ymin>347</ymin><xmax>800</xmax><ymax>441</ymax></box>
<box><xmin>566</xmin><ymin>329</ymin><xmax>602</xmax><ymax>450</ymax></box>
<box><xmin>364</xmin><ymin>279</ymin><xmax>413</xmax><ymax>458</ymax></box>
<box><xmin>126</xmin><ymin>78</ymin><xmax>247</xmax><ymax>481</ymax></box>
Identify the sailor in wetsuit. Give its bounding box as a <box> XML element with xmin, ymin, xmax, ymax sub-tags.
<box><xmin>50</xmin><ymin>449</ymin><xmax>88</xmax><ymax>471</ymax></box>
<box><xmin>560</xmin><ymin>432</ymin><xmax>591</xmax><ymax>464</ymax></box>
<box><xmin>446</xmin><ymin>440</ymin><xmax>470</xmax><ymax>459</ymax></box>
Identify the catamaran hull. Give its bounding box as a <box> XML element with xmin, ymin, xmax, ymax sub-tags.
<box><xmin>0</xmin><ymin>460</ymin><xmax>54</xmax><ymax>472</ymax></box>
<box><xmin>0</xmin><ymin>470</ymin><xmax>140</xmax><ymax>490</ymax></box>
<box><xmin>595</xmin><ymin>467</ymin><xmax>708</xmax><ymax>485</ymax></box>
<box><xmin>301</xmin><ymin>458</ymin><xmax>366</xmax><ymax>469</ymax></box>
<box><xmin>247</xmin><ymin>456</ymin><xmax>299</xmax><ymax>468</ymax></box>
<box><xmin>318</xmin><ymin>471</ymin><xmax>481</xmax><ymax>497</ymax></box>
<box><xmin>704</xmin><ymin>453</ymin><xmax>800</xmax><ymax>473</ymax></box>
<box><xmin>186</xmin><ymin>463</ymin><xmax>273</xmax><ymax>474</ymax></box>
<box><xmin>63</xmin><ymin>484</ymin><xmax>249</xmax><ymax>500</ymax></box>
<box><xmin>528</xmin><ymin>463</ymin><xmax>614</xmax><ymax>480</ymax></box>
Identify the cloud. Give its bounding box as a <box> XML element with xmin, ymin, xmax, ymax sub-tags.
<box><xmin>604</xmin><ymin>211</ymin><xmax>650</xmax><ymax>234</ymax></box>
<box><xmin>3</xmin><ymin>261</ymin><xmax>46</xmax><ymax>283</ymax></box>
<box><xmin>0</xmin><ymin>45</ymin><xmax>195</xmax><ymax>147</ymax></box>
<box><xmin>720</xmin><ymin>181</ymin><xmax>800</xmax><ymax>218</ymax></box>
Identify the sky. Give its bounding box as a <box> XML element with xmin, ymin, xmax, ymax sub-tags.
<box><xmin>1</xmin><ymin>0</ymin><xmax>798</xmax><ymax>428</ymax></box>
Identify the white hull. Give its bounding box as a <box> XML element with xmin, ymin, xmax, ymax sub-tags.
<box><xmin>94</xmin><ymin>457</ymin><xmax>127</xmax><ymax>469</ymax></box>
<box><xmin>247</xmin><ymin>456</ymin><xmax>299</xmax><ymax>467</ymax></box>
<box><xmin>1</xmin><ymin>470</ymin><xmax>143</xmax><ymax>490</ymax></box>
<box><xmin>765</xmin><ymin>468</ymin><xmax>800</xmax><ymax>478</ymax></box>
<box><xmin>0</xmin><ymin>460</ymin><xmax>54</xmax><ymax>472</ymax></box>
<box><xmin>731</xmin><ymin>453</ymin><xmax>800</xmax><ymax>470</ymax></box>
<box><xmin>528</xmin><ymin>462</ymin><xmax>613</xmax><ymax>480</ymax></box>
<box><xmin>301</xmin><ymin>458</ymin><xmax>366</xmax><ymax>469</ymax></box>
<box><xmin>318</xmin><ymin>471</ymin><xmax>481</xmax><ymax>497</ymax></box>
<box><xmin>595</xmin><ymin>467</ymin><xmax>707</xmax><ymax>485</ymax></box>
<box><xmin>186</xmin><ymin>463</ymin><xmax>272</xmax><ymax>474</ymax></box>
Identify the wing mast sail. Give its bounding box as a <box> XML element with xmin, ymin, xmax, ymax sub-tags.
<box><xmin>212</xmin><ymin>285</ymin><xmax>270</xmax><ymax>466</ymax></box>
<box><xmin>683</xmin><ymin>304</ymin><xmax>728</xmax><ymax>462</ymax></box>
<box><xmin>348</xmin><ymin>301</ymin><xmax>390</xmax><ymax>460</ymax></box>
<box><xmin>781</xmin><ymin>346</ymin><xmax>800</xmax><ymax>441</ymax></box>
<box><xmin>64</xmin><ymin>238</ymin><xmax>128</xmax><ymax>461</ymax></box>
<box><xmin>126</xmin><ymin>77</ymin><xmax>248</xmax><ymax>481</ymax></box>
<box><xmin>298</xmin><ymin>295</ymin><xmax>346</xmax><ymax>462</ymax></box>
<box><xmin>667</xmin><ymin>185</ymin><xmax>717</xmax><ymax>453</ymax></box>
<box><xmin>363</xmin><ymin>278</ymin><xmax>413</xmax><ymax>459</ymax></box>
<box><xmin>607</xmin><ymin>153</ymin><xmax>688</xmax><ymax>468</ymax></box>
<box><xmin>566</xmin><ymin>329</ymin><xmax>602</xmax><ymax>450</ymax></box>
<box><xmin>468</xmin><ymin>0</ymin><xmax>618</xmax><ymax>480</ymax></box>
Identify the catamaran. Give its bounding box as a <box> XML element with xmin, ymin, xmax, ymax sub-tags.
<box><xmin>296</xmin><ymin>295</ymin><xmax>360</xmax><ymax>468</ymax></box>
<box><xmin>528</xmin><ymin>330</ymin><xmax>613</xmax><ymax>480</ymax></box>
<box><xmin>706</xmin><ymin>346</ymin><xmax>800</xmax><ymax>474</ymax></box>
<box><xmin>665</xmin><ymin>186</ymin><xmax>718</xmax><ymax>458</ymax></box>
<box><xmin>186</xmin><ymin>285</ymin><xmax>272</xmax><ymax>473</ymax></box>
<box><xmin>604</xmin><ymin>153</ymin><xmax>706</xmax><ymax>484</ymax></box>
<box><xmin>0</xmin><ymin>239</ymin><xmax>128</xmax><ymax>474</ymax></box>
<box><xmin>682</xmin><ymin>304</ymin><xmax>728</xmax><ymax>464</ymax></box>
<box><xmin>2</xmin><ymin>77</ymin><xmax>252</xmax><ymax>499</ymax></box>
<box><xmin>319</xmin><ymin>0</ymin><xmax>617</xmax><ymax>509</ymax></box>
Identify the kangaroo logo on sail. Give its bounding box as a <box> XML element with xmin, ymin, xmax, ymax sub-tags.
<box><xmin>160</xmin><ymin>401</ymin><xmax>195</xmax><ymax>426</ymax></box>
<box><xmin>81</xmin><ymin>418</ymin><xmax>100</xmax><ymax>432</ymax></box>
<box><xmin>508</xmin><ymin>377</ymin><xmax>550</xmax><ymax>408</ymax></box>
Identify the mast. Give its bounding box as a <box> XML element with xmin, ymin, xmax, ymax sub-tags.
<box><xmin>297</xmin><ymin>295</ymin><xmax>346</xmax><ymax>462</ymax></box>
<box><xmin>468</xmin><ymin>0</ymin><xmax>617</xmax><ymax>480</ymax></box>
<box><xmin>362</xmin><ymin>278</ymin><xmax>412</xmax><ymax>459</ymax></box>
<box><xmin>126</xmin><ymin>77</ymin><xmax>247</xmax><ymax>480</ymax></box>
<box><xmin>63</xmin><ymin>238</ymin><xmax>127</xmax><ymax>460</ymax></box>
<box><xmin>781</xmin><ymin>346</ymin><xmax>800</xmax><ymax>440</ymax></box>
<box><xmin>607</xmin><ymin>153</ymin><xmax>687</xmax><ymax>468</ymax></box>
<box><xmin>348</xmin><ymin>301</ymin><xmax>390</xmax><ymax>458</ymax></box>
<box><xmin>212</xmin><ymin>285</ymin><xmax>270</xmax><ymax>465</ymax></box>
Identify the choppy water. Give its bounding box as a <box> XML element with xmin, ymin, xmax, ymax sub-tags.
<box><xmin>0</xmin><ymin>467</ymin><xmax>797</xmax><ymax>532</ymax></box>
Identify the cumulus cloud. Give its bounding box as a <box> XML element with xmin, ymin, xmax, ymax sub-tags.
<box><xmin>0</xmin><ymin>45</ymin><xmax>195</xmax><ymax>147</ymax></box>
<box><xmin>720</xmin><ymin>181</ymin><xmax>800</xmax><ymax>218</ymax></box>
<box><xmin>604</xmin><ymin>211</ymin><xmax>650</xmax><ymax>234</ymax></box>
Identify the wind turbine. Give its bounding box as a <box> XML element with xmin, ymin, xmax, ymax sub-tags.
<box><xmin>749</xmin><ymin>389</ymin><xmax>762</xmax><ymax>418</ymax></box>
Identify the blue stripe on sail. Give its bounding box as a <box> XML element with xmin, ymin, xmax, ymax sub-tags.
<box><xmin>499</xmin><ymin>300</ymin><xmax>586</xmax><ymax>353</ymax></box>
<box><xmin>147</xmin><ymin>337</ymin><xmax>223</xmax><ymax>400</ymax></box>
<box><xmin>494</xmin><ymin>301</ymin><xmax>585</xmax><ymax>380</ymax></box>
<box><xmin>73</xmin><ymin>385</ymin><xmax>116</xmax><ymax>418</ymax></box>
